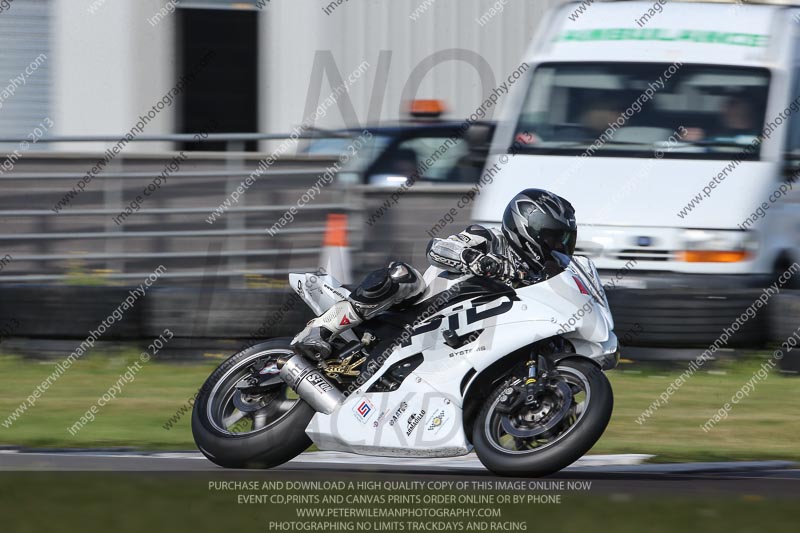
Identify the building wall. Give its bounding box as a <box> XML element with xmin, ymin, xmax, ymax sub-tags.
<box><xmin>52</xmin><ymin>0</ymin><xmax>176</xmax><ymax>151</ymax></box>
<box><xmin>39</xmin><ymin>0</ymin><xmax>566</xmax><ymax>147</ymax></box>
<box><xmin>0</xmin><ymin>0</ymin><xmax>52</xmax><ymax>149</ymax></box>
<box><xmin>260</xmin><ymin>0</ymin><xmax>563</xmax><ymax>136</ymax></box>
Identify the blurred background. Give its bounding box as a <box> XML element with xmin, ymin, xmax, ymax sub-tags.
<box><xmin>0</xmin><ymin>0</ymin><xmax>799</xmax><ymax>468</ymax></box>
<box><xmin>0</xmin><ymin>0</ymin><xmax>556</xmax><ymax>356</ymax></box>
<box><xmin>1</xmin><ymin>0</ymin><xmax>799</xmax><ymax>358</ymax></box>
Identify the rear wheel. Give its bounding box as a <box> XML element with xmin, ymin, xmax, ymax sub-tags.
<box><xmin>191</xmin><ymin>339</ymin><xmax>314</xmax><ymax>469</ymax></box>
<box><xmin>472</xmin><ymin>358</ymin><xmax>613</xmax><ymax>477</ymax></box>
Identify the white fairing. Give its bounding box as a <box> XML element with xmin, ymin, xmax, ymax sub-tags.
<box><xmin>294</xmin><ymin>256</ymin><xmax>617</xmax><ymax>458</ymax></box>
<box><xmin>289</xmin><ymin>272</ymin><xmax>351</xmax><ymax>316</ymax></box>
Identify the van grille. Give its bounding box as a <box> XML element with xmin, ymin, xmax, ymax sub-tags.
<box><xmin>575</xmin><ymin>246</ymin><xmax>674</xmax><ymax>262</ymax></box>
<box><xmin>614</xmin><ymin>249</ymin><xmax>672</xmax><ymax>262</ymax></box>
<box><xmin>574</xmin><ymin>244</ymin><xmax>603</xmax><ymax>258</ymax></box>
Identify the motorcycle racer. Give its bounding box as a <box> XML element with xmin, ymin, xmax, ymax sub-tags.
<box><xmin>291</xmin><ymin>189</ymin><xmax>578</xmax><ymax>361</ymax></box>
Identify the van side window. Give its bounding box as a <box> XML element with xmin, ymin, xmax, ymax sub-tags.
<box><xmin>787</xmin><ymin>22</ymin><xmax>800</xmax><ymax>153</ymax></box>
<box><xmin>788</xmin><ymin>69</ymin><xmax>800</xmax><ymax>153</ymax></box>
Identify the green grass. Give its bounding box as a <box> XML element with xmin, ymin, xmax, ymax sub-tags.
<box><xmin>598</xmin><ymin>355</ymin><xmax>800</xmax><ymax>463</ymax></box>
<box><xmin>0</xmin><ymin>351</ymin><xmax>219</xmax><ymax>449</ymax></box>
<box><xmin>0</xmin><ymin>351</ymin><xmax>798</xmax><ymax>462</ymax></box>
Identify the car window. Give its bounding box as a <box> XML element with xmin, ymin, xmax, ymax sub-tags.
<box><xmin>302</xmin><ymin>138</ymin><xmax>353</xmax><ymax>156</ymax></box>
<box><xmin>374</xmin><ymin>136</ymin><xmax>473</xmax><ymax>183</ymax></box>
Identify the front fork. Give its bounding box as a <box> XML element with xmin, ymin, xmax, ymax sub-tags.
<box><xmin>523</xmin><ymin>355</ymin><xmax>557</xmax><ymax>404</ymax></box>
<box><xmin>494</xmin><ymin>354</ymin><xmax>555</xmax><ymax>415</ymax></box>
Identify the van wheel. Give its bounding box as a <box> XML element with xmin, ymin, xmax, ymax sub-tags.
<box><xmin>774</xmin><ymin>255</ymin><xmax>800</xmax><ymax>289</ymax></box>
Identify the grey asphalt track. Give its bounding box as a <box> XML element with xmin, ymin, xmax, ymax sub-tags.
<box><xmin>1</xmin><ymin>449</ymin><xmax>798</xmax><ymax>497</ymax></box>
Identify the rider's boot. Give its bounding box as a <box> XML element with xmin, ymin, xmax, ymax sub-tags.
<box><xmin>290</xmin><ymin>300</ymin><xmax>362</xmax><ymax>361</ymax></box>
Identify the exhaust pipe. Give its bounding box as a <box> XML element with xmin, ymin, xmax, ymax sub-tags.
<box><xmin>279</xmin><ymin>356</ymin><xmax>344</xmax><ymax>415</ymax></box>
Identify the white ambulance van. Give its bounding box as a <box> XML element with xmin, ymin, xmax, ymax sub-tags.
<box><xmin>475</xmin><ymin>0</ymin><xmax>800</xmax><ymax>348</ymax></box>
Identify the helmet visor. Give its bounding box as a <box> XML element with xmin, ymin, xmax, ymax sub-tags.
<box><xmin>537</xmin><ymin>228</ymin><xmax>577</xmax><ymax>256</ymax></box>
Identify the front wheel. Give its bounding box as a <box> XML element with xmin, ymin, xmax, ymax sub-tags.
<box><xmin>191</xmin><ymin>339</ymin><xmax>315</xmax><ymax>469</ymax></box>
<box><xmin>472</xmin><ymin>358</ymin><xmax>613</xmax><ymax>477</ymax></box>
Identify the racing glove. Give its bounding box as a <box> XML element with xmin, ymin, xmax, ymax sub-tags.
<box><xmin>462</xmin><ymin>249</ymin><xmax>515</xmax><ymax>281</ymax></box>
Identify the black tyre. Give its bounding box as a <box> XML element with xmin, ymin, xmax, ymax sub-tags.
<box><xmin>472</xmin><ymin>358</ymin><xmax>613</xmax><ymax>477</ymax></box>
<box><xmin>191</xmin><ymin>338</ymin><xmax>314</xmax><ymax>469</ymax></box>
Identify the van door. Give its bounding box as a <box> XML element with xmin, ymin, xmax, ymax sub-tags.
<box><xmin>775</xmin><ymin>27</ymin><xmax>800</xmax><ymax>275</ymax></box>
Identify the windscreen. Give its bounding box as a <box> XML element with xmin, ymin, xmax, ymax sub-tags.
<box><xmin>512</xmin><ymin>62</ymin><xmax>770</xmax><ymax>160</ymax></box>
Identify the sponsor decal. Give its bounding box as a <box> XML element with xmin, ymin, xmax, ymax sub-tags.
<box><xmin>371</xmin><ymin>410</ymin><xmax>387</xmax><ymax>428</ymax></box>
<box><xmin>426</xmin><ymin>409</ymin><xmax>447</xmax><ymax>433</ymax></box>
<box><xmin>525</xmin><ymin>242</ymin><xmax>542</xmax><ymax>261</ymax></box>
<box><xmin>388</xmin><ymin>402</ymin><xmax>408</xmax><ymax>427</ymax></box>
<box><xmin>406</xmin><ymin>410</ymin><xmax>426</xmax><ymax>437</ymax></box>
<box><xmin>353</xmin><ymin>398</ymin><xmax>375</xmax><ymax>423</ymax></box>
<box><xmin>306</xmin><ymin>373</ymin><xmax>333</xmax><ymax>394</ymax></box>
<box><xmin>401</xmin><ymin>300</ymin><xmax>511</xmax><ymax>348</ymax></box>
<box><xmin>448</xmin><ymin>348</ymin><xmax>473</xmax><ymax>358</ymax></box>
<box><xmin>324</xmin><ymin>284</ymin><xmax>348</xmax><ymax>301</ymax></box>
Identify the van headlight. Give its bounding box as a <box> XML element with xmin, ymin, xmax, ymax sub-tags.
<box><xmin>678</xmin><ymin>230</ymin><xmax>758</xmax><ymax>263</ymax></box>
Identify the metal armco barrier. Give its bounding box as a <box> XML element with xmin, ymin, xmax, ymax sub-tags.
<box><xmin>0</xmin><ymin>135</ymin><xmax>479</xmax><ymax>351</ymax></box>
<box><xmin>0</xmin><ymin>133</ymin><xmax>483</xmax><ymax>284</ymax></box>
<box><xmin>0</xmin><ymin>139</ymin><xmax>349</xmax><ymax>287</ymax></box>
<box><xmin>4</xmin><ymin>137</ymin><xmax>798</xmax><ymax>360</ymax></box>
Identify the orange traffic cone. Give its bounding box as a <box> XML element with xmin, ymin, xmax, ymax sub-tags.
<box><xmin>320</xmin><ymin>213</ymin><xmax>352</xmax><ymax>284</ymax></box>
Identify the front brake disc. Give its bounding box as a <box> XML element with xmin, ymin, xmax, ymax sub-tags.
<box><xmin>500</xmin><ymin>380</ymin><xmax>573</xmax><ymax>438</ymax></box>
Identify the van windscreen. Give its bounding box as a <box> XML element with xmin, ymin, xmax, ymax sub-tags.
<box><xmin>512</xmin><ymin>62</ymin><xmax>770</xmax><ymax>160</ymax></box>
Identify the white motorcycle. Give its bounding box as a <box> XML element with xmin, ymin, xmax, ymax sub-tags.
<box><xmin>191</xmin><ymin>252</ymin><xmax>618</xmax><ymax>477</ymax></box>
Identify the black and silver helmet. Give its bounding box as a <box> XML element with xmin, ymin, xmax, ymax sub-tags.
<box><xmin>501</xmin><ymin>189</ymin><xmax>577</xmax><ymax>272</ymax></box>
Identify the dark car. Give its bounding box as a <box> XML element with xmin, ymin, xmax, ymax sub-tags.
<box><xmin>302</xmin><ymin>106</ymin><xmax>495</xmax><ymax>187</ymax></box>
